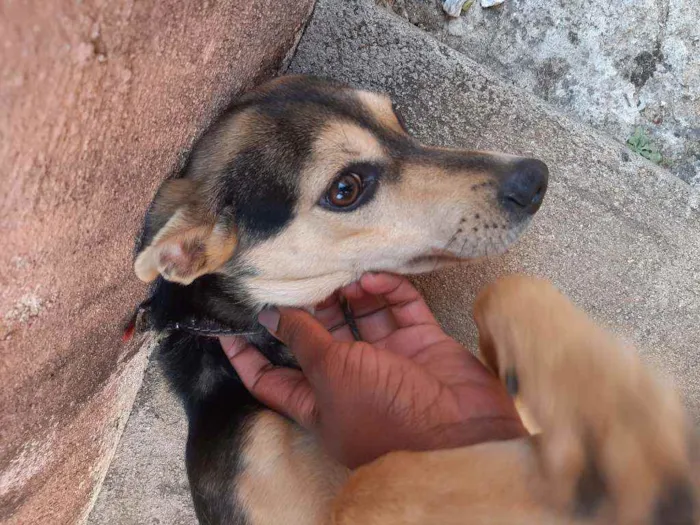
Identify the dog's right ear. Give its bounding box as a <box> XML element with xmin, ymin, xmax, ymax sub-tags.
<box><xmin>134</xmin><ymin>178</ymin><xmax>237</xmax><ymax>286</ymax></box>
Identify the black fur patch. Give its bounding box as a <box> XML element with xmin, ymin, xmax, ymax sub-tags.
<box><xmin>221</xmin><ymin>148</ymin><xmax>299</xmax><ymax>239</ymax></box>
<box><xmin>146</xmin><ymin>275</ymin><xmax>295</xmax><ymax>525</ymax></box>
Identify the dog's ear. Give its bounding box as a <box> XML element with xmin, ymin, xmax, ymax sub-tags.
<box><xmin>134</xmin><ymin>179</ymin><xmax>237</xmax><ymax>285</ymax></box>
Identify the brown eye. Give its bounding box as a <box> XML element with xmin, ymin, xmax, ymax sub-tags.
<box><xmin>327</xmin><ymin>173</ymin><xmax>362</xmax><ymax>208</ymax></box>
<box><xmin>319</xmin><ymin>164</ymin><xmax>381</xmax><ymax>212</ymax></box>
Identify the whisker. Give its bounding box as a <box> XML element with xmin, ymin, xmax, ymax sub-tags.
<box><xmin>457</xmin><ymin>233</ymin><xmax>473</xmax><ymax>271</ymax></box>
<box><xmin>431</xmin><ymin>228</ymin><xmax>460</xmax><ymax>273</ymax></box>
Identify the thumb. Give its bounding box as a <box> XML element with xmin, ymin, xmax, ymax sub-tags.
<box><xmin>220</xmin><ymin>336</ymin><xmax>317</xmax><ymax>427</ymax></box>
<box><xmin>258</xmin><ymin>306</ymin><xmax>335</xmax><ymax>379</ymax></box>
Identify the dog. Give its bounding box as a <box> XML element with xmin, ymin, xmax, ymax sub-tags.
<box><xmin>129</xmin><ymin>75</ymin><xmax>696</xmax><ymax>524</ymax></box>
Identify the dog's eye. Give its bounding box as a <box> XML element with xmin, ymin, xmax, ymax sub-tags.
<box><xmin>327</xmin><ymin>173</ymin><xmax>362</xmax><ymax>208</ymax></box>
<box><xmin>320</xmin><ymin>163</ymin><xmax>381</xmax><ymax>212</ymax></box>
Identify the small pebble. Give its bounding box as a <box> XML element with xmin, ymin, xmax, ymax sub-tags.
<box><xmin>481</xmin><ymin>0</ymin><xmax>505</xmax><ymax>6</ymax></box>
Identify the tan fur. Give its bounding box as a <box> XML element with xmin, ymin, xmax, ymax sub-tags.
<box><xmin>194</xmin><ymin>110</ymin><xmax>266</xmax><ymax>196</ymax></box>
<box><xmin>238</xmin><ymin>118</ymin><xmax>524</xmax><ymax>306</ymax></box>
<box><xmin>305</xmin><ymin>120</ymin><xmax>389</xmax><ymax>189</ymax></box>
<box><xmin>236</xmin><ymin>411</ymin><xmax>349</xmax><ymax>525</ymax></box>
<box><xmin>332</xmin><ymin>276</ymin><xmax>698</xmax><ymax>524</ymax></box>
<box><xmin>355</xmin><ymin>91</ymin><xmax>405</xmax><ymax>133</ymax></box>
<box><xmin>134</xmin><ymin>208</ymin><xmax>237</xmax><ymax>284</ymax></box>
<box><xmin>332</xmin><ymin>439</ymin><xmax>567</xmax><ymax>525</ymax></box>
<box><xmin>150</xmin><ymin>178</ymin><xmax>201</xmax><ymax>221</ymax></box>
<box><xmin>475</xmin><ymin>276</ymin><xmax>696</xmax><ymax>522</ymax></box>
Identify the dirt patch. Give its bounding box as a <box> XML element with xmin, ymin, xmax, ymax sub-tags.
<box><xmin>630</xmin><ymin>44</ymin><xmax>664</xmax><ymax>89</ymax></box>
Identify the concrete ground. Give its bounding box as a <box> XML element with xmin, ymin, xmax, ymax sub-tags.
<box><xmin>381</xmin><ymin>0</ymin><xmax>700</xmax><ymax>186</ymax></box>
<box><xmin>87</xmin><ymin>354</ymin><xmax>196</xmax><ymax>525</ymax></box>
<box><xmin>88</xmin><ymin>0</ymin><xmax>700</xmax><ymax>521</ymax></box>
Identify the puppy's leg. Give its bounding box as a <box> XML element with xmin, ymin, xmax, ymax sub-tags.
<box><xmin>187</xmin><ymin>393</ymin><xmax>347</xmax><ymax>525</ymax></box>
<box><xmin>474</xmin><ymin>275</ymin><xmax>699</xmax><ymax>524</ymax></box>
<box><xmin>234</xmin><ymin>410</ymin><xmax>349</xmax><ymax>525</ymax></box>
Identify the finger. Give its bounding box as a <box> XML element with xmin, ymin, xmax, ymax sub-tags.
<box><xmin>351</xmin><ymin>306</ymin><xmax>397</xmax><ymax>344</ymax></box>
<box><xmin>313</xmin><ymin>292</ymin><xmax>355</xmax><ymax>342</ymax></box>
<box><xmin>360</xmin><ymin>273</ymin><xmax>439</xmax><ymax>328</ymax></box>
<box><xmin>258</xmin><ymin>307</ymin><xmax>335</xmax><ymax>379</ymax></box>
<box><xmin>340</xmin><ymin>281</ymin><xmax>398</xmax><ymax>343</ymax></box>
<box><xmin>341</xmin><ymin>281</ymin><xmax>385</xmax><ymax>315</ymax></box>
<box><xmin>220</xmin><ymin>336</ymin><xmax>317</xmax><ymax>427</ymax></box>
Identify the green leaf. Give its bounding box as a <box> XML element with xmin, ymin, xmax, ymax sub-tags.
<box><xmin>461</xmin><ymin>0</ymin><xmax>475</xmax><ymax>13</ymax></box>
<box><xmin>626</xmin><ymin>127</ymin><xmax>663</xmax><ymax>164</ymax></box>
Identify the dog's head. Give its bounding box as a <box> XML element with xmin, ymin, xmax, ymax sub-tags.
<box><xmin>135</xmin><ymin>76</ymin><xmax>548</xmax><ymax>307</ymax></box>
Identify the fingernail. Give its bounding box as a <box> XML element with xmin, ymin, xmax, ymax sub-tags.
<box><xmin>258</xmin><ymin>307</ymin><xmax>280</xmax><ymax>333</ymax></box>
<box><xmin>361</xmin><ymin>272</ymin><xmax>380</xmax><ymax>284</ymax></box>
<box><xmin>220</xmin><ymin>336</ymin><xmax>245</xmax><ymax>359</ymax></box>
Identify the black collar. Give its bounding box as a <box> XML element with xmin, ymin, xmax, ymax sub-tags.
<box><xmin>164</xmin><ymin>317</ymin><xmax>263</xmax><ymax>337</ymax></box>
<box><xmin>122</xmin><ymin>298</ymin><xmax>263</xmax><ymax>342</ymax></box>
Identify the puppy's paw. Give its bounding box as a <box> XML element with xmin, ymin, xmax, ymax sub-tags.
<box><xmin>474</xmin><ymin>275</ymin><xmax>698</xmax><ymax>524</ymax></box>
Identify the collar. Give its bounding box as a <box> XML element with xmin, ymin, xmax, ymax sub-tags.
<box><xmin>122</xmin><ymin>298</ymin><xmax>263</xmax><ymax>342</ymax></box>
<box><xmin>163</xmin><ymin>317</ymin><xmax>263</xmax><ymax>338</ymax></box>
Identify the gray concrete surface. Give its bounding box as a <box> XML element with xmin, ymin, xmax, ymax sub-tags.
<box><xmin>88</xmin><ymin>358</ymin><xmax>196</xmax><ymax>525</ymax></box>
<box><xmin>89</xmin><ymin>0</ymin><xmax>700</xmax><ymax>521</ymax></box>
<box><xmin>381</xmin><ymin>0</ymin><xmax>700</xmax><ymax>186</ymax></box>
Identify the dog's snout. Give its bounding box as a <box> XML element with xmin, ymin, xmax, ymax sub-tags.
<box><xmin>498</xmin><ymin>158</ymin><xmax>549</xmax><ymax>215</ymax></box>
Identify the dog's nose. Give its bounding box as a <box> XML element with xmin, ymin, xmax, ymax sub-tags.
<box><xmin>498</xmin><ymin>158</ymin><xmax>549</xmax><ymax>215</ymax></box>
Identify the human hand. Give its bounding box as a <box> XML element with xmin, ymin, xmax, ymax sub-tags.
<box><xmin>220</xmin><ymin>273</ymin><xmax>526</xmax><ymax>469</ymax></box>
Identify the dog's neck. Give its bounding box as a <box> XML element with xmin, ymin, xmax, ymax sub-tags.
<box><xmin>138</xmin><ymin>274</ymin><xmax>264</xmax><ymax>339</ymax></box>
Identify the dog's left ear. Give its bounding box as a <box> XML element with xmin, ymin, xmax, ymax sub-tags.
<box><xmin>134</xmin><ymin>179</ymin><xmax>237</xmax><ymax>285</ymax></box>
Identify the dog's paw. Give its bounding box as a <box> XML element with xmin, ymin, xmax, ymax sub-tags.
<box><xmin>474</xmin><ymin>275</ymin><xmax>698</xmax><ymax>524</ymax></box>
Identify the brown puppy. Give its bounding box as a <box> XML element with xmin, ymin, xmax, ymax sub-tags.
<box><xmin>132</xmin><ymin>76</ymin><xmax>549</xmax><ymax>524</ymax></box>
<box><xmin>332</xmin><ymin>276</ymin><xmax>699</xmax><ymax>525</ymax></box>
<box><xmin>133</xmin><ymin>75</ymin><xmax>697</xmax><ymax>524</ymax></box>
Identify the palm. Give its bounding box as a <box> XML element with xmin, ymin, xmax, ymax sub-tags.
<box><xmin>314</xmin><ymin>274</ymin><xmax>521</xmax><ymax>448</ymax></box>
<box><xmin>223</xmin><ymin>273</ymin><xmax>525</xmax><ymax>468</ymax></box>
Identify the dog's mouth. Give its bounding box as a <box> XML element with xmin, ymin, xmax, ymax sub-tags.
<box><xmin>400</xmin><ymin>236</ymin><xmax>518</xmax><ymax>273</ymax></box>
<box><xmin>397</xmin><ymin>249</ymin><xmax>476</xmax><ymax>275</ymax></box>
<box><xmin>407</xmin><ymin>250</ymin><xmax>466</xmax><ymax>266</ymax></box>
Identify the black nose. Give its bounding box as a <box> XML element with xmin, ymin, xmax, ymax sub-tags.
<box><xmin>498</xmin><ymin>158</ymin><xmax>549</xmax><ymax>215</ymax></box>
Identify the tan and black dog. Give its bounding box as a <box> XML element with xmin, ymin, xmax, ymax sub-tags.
<box><xmin>130</xmin><ymin>76</ymin><xmax>697</xmax><ymax>524</ymax></box>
